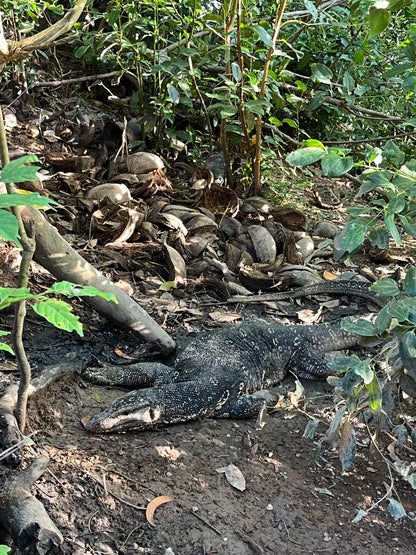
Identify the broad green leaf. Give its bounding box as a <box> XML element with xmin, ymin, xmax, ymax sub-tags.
<box><xmin>399</xmin><ymin>216</ymin><xmax>416</xmax><ymax>239</ymax></box>
<box><xmin>311</xmin><ymin>63</ymin><xmax>333</xmax><ymax>84</ymax></box>
<box><xmin>0</xmin><ymin>330</ymin><xmax>10</xmax><ymax>337</ymax></box>
<box><xmin>231</xmin><ymin>62</ymin><xmax>242</xmax><ymax>82</ymax></box>
<box><xmin>341</xmin><ymin>368</ymin><xmax>362</xmax><ymax>397</ymax></box>
<box><xmin>253</xmin><ymin>24</ymin><xmax>273</xmax><ymax>48</ymax></box>
<box><xmin>383</xmin><ymin>140</ymin><xmax>405</xmax><ymax>166</ymax></box>
<box><xmin>354</xmin><ymin>50</ymin><xmax>364</xmax><ymax>65</ymax></box>
<box><xmin>387</xmin><ymin>300</ymin><xmax>410</xmax><ymax>321</ymax></box>
<box><xmin>327</xmin><ymin>356</ymin><xmax>355</xmax><ymax>372</ymax></box>
<box><xmin>371</xmin><ymin>278</ymin><xmax>399</xmax><ymax>297</ymax></box>
<box><xmin>167</xmin><ymin>84</ymin><xmax>180</xmax><ymax>104</ymax></box>
<box><xmin>343</xmin><ymin>71</ymin><xmax>355</xmax><ymax>93</ymax></box>
<box><xmin>220</xmin><ymin>105</ymin><xmax>237</xmax><ymax>119</ymax></box>
<box><xmin>304</xmin><ymin>0</ymin><xmax>318</xmax><ymax>20</ymax></box>
<box><xmin>354</xmin><ymin>359</ymin><xmax>373</xmax><ymax>384</ymax></box>
<box><xmin>347</xmin><ymin>207</ymin><xmax>372</xmax><ymax>216</ymax></box>
<box><xmin>339</xmin><ymin>421</ymin><xmax>356</xmax><ymax>472</ymax></box>
<box><xmin>321</xmin><ymin>152</ymin><xmax>354</xmax><ymax>177</ymax></box>
<box><xmin>387</xmin><ymin>498</ymin><xmax>406</xmax><ymax>519</ymax></box>
<box><xmin>286</xmin><ymin>147</ymin><xmax>327</xmax><ymax>167</ymax></box>
<box><xmin>387</xmin><ymin>195</ymin><xmax>405</xmax><ymax>214</ymax></box>
<box><xmin>0</xmin><ymin>343</ymin><xmax>14</xmax><ymax>355</ymax></box>
<box><xmin>282</xmin><ymin>118</ymin><xmax>297</xmax><ymax>128</ymax></box>
<box><xmin>0</xmin><ymin>209</ymin><xmax>21</xmax><ymax>246</ymax></box>
<box><xmin>342</xmin><ymin>318</ymin><xmax>377</xmax><ymax>337</ymax></box>
<box><xmin>0</xmin><ymin>193</ymin><xmax>57</xmax><ymax>209</ymax></box>
<box><xmin>33</xmin><ymin>300</ymin><xmax>83</xmax><ymax>336</ymax></box>
<box><xmin>368</xmin><ymin>226</ymin><xmax>390</xmax><ymax>249</ymax></box>
<box><xmin>0</xmin><ymin>287</ymin><xmax>31</xmax><ymax>303</ymax></box>
<box><xmin>295</xmin><ymin>80</ymin><xmax>307</xmax><ymax>91</ymax></box>
<box><xmin>302</xmin><ymin>139</ymin><xmax>325</xmax><ymax>148</ymax></box>
<box><xmin>50</xmin><ymin>281</ymin><xmax>118</xmax><ymax>302</ymax></box>
<box><xmin>374</xmin><ymin>305</ymin><xmax>392</xmax><ymax>333</ymax></box>
<box><xmin>368</xmin><ymin>7</ymin><xmax>390</xmax><ymax>38</ymax></box>
<box><xmin>337</xmin><ymin>220</ymin><xmax>367</xmax><ymax>255</ymax></box>
<box><xmin>383</xmin><ymin>63</ymin><xmax>412</xmax><ymax>78</ymax></box>
<box><xmin>0</xmin><ymin>155</ymin><xmax>39</xmax><ymax>183</ymax></box>
<box><xmin>365</xmin><ymin>373</ymin><xmax>382</xmax><ymax>413</ymax></box>
<box><xmin>0</xmin><ymin>546</ymin><xmax>11</xmax><ymax>555</ymax></box>
<box><xmin>384</xmin><ymin>212</ymin><xmax>402</xmax><ymax>244</ymax></box>
<box><xmin>404</xmin><ymin>267</ymin><xmax>416</xmax><ymax>296</ymax></box>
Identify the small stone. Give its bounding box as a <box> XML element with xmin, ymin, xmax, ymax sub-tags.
<box><xmin>314</xmin><ymin>221</ymin><xmax>337</xmax><ymax>238</ymax></box>
<box><xmin>296</xmin><ymin>236</ymin><xmax>314</xmax><ymax>261</ymax></box>
<box><xmin>266</xmin><ymin>504</ymin><xmax>274</xmax><ymax>511</ymax></box>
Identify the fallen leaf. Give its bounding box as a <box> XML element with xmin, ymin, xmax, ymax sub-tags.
<box><xmin>209</xmin><ymin>312</ymin><xmax>242</xmax><ymax>323</ymax></box>
<box><xmin>146</xmin><ymin>495</ymin><xmax>174</xmax><ymax>526</ymax></box>
<box><xmin>216</xmin><ymin>464</ymin><xmax>246</xmax><ymax>491</ymax></box>
<box><xmin>323</xmin><ymin>270</ymin><xmax>338</xmax><ymax>280</ymax></box>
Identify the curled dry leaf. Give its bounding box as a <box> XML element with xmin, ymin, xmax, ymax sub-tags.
<box><xmin>247</xmin><ymin>225</ymin><xmax>276</xmax><ymax>264</ymax></box>
<box><xmin>127</xmin><ymin>152</ymin><xmax>165</xmax><ymax>174</ymax></box>
<box><xmin>86</xmin><ymin>183</ymin><xmax>132</xmax><ymax>204</ymax></box>
<box><xmin>208</xmin><ymin>311</ymin><xmax>242</xmax><ymax>323</ymax></box>
<box><xmin>146</xmin><ymin>495</ymin><xmax>174</xmax><ymax>526</ymax></box>
<box><xmin>204</xmin><ymin>184</ymin><xmax>239</xmax><ymax>217</ymax></box>
<box><xmin>216</xmin><ymin>464</ymin><xmax>246</xmax><ymax>492</ymax></box>
<box><xmin>163</xmin><ymin>244</ymin><xmax>187</xmax><ymax>285</ymax></box>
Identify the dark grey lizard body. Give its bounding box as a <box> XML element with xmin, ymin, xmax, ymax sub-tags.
<box><xmin>84</xmin><ymin>281</ymin><xmax>385</xmax><ymax>433</ymax></box>
<box><xmin>84</xmin><ymin>319</ymin><xmax>362</xmax><ymax>433</ymax></box>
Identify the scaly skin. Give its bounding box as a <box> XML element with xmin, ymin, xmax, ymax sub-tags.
<box><xmin>84</xmin><ymin>319</ymin><xmax>360</xmax><ymax>433</ymax></box>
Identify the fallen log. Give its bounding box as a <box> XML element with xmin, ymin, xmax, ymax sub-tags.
<box><xmin>20</xmin><ymin>205</ymin><xmax>175</xmax><ymax>354</ymax></box>
<box><xmin>0</xmin><ymin>456</ymin><xmax>63</xmax><ymax>553</ymax></box>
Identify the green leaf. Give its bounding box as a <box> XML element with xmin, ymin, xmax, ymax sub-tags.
<box><xmin>325</xmin><ymin>406</ymin><xmax>346</xmax><ymax>440</ymax></box>
<box><xmin>387</xmin><ymin>498</ymin><xmax>406</xmax><ymax>519</ymax></box>
<box><xmin>33</xmin><ymin>300</ymin><xmax>84</xmax><ymax>336</ymax></box>
<box><xmin>159</xmin><ymin>280</ymin><xmax>177</xmax><ymax>292</ymax></box>
<box><xmin>0</xmin><ymin>209</ymin><xmax>21</xmax><ymax>246</ymax></box>
<box><xmin>286</xmin><ymin>147</ymin><xmax>327</xmax><ymax>167</ymax></box>
<box><xmin>343</xmin><ymin>71</ymin><xmax>355</xmax><ymax>93</ymax></box>
<box><xmin>384</xmin><ymin>212</ymin><xmax>402</xmax><ymax>245</ymax></box>
<box><xmin>354</xmin><ymin>50</ymin><xmax>364</xmax><ymax>65</ymax></box>
<box><xmin>49</xmin><ymin>281</ymin><xmax>118</xmax><ymax>302</ymax></box>
<box><xmin>321</xmin><ymin>152</ymin><xmax>354</xmax><ymax>177</ymax></box>
<box><xmin>304</xmin><ymin>0</ymin><xmax>318</xmax><ymax>20</ymax></box>
<box><xmin>365</xmin><ymin>373</ymin><xmax>382</xmax><ymax>413</ymax></box>
<box><xmin>0</xmin><ymin>155</ymin><xmax>39</xmax><ymax>183</ymax></box>
<box><xmin>0</xmin><ymin>192</ymin><xmax>58</xmax><ymax>209</ymax></box>
<box><xmin>342</xmin><ymin>318</ymin><xmax>377</xmax><ymax>337</ymax></box>
<box><xmin>0</xmin><ymin>287</ymin><xmax>31</xmax><ymax>304</ymax></box>
<box><xmin>404</xmin><ymin>267</ymin><xmax>416</xmax><ymax>296</ymax></box>
<box><xmin>310</xmin><ymin>63</ymin><xmax>333</xmax><ymax>84</ymax></box>
<box><xmin>368</xmin><ymin>7</ymin><xmax>390</xmax><ymax>38</ymax></box>
<box><xmin>387</xmin><ymin>300</ymin><xmax>410</xmax><ymax>321</ymax></box>
<box><xmin>339</xmin><ymin>420</ymin><xmax>356</xmax><ymax>472</ymax></box>
<box><xmin>220</xmin><ymin>105</ymin><xmax>237</xmax><ymax>119</ymax></box>
<box><xmin>368</xmin><ymin>226</ymin><xmax>390</xmax><ymax>249</ymax></box>
<box><xmin>0</xmin><ymin>343</ymin><xmax>14</xmax><ymax>355</ymax></box>
<box><xmin>371</xmin><ymin>278</ymin><xmax>399</xmax><ymax>297</ymax></box>
<box><xmin>0</xmin><ymin>546</ymin><xmax>11</xmax><ymax>555</ymax></box>
<box><xmin>314</xmin><ymin>487</ymin><xmax>334</xmax><ymax>496</ymax></box>
<box><xmin>231</xmin><ymin>62</ymin><xmax>242</xmax><ymax>82</ymax></box>
<box><xmin>167</xmin><ymin>84</ymin><xmax>180</xmax><ymax>104</ymax></box>
<box><xmin>400</xmin><ymin>216</ymin><xmax>416</xmax><ymax>240</ymax></box>
<box><xmin>387</xmin><ymin>195</ymin><xmax>405</xmax><ymax>214</ymax></box>
<box><xmin>383</xmin><ymin>140</ymin><xmax>405</xmax><ymax>166</ymax></box>
<box><xmin>337</xmin><ymin>220</ymin><xmax>367</xmax><ymax>255</ymax></box>
<box><xmin>354</xmin><ymin>359</ymin><xmax>373</xmax><ymax>384</ymax></box>
<box><xmin>374</xmin><ymin>305</ymin><xmax>392</xmax><ymax>333</ymax></box>
<box><xmin>400</xmin><ymin>331</ymin><xmax>416</xmax><ymax>378</ymax></box>
<box><xmin>253</xmin><ymin>24</ymin><xmax>273</xmax><ymax>48</ymax></box>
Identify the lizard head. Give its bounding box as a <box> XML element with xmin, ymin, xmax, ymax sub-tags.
<box><xmin>85</xmin><ymin>391</ymin><xmax>162</xmax><ymax>433</ymax></box>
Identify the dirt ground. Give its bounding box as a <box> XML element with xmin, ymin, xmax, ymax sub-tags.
<box><xmin>1</xmin><ymin>306</ymin><xmax>416</xmax><ymax>555</ymax></box>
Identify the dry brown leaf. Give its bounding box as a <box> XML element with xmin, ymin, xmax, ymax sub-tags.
<box><xmin>114</xmin><ymin>347</ymin><xmax>136</xmax><ymax>360</ymax></box>
<box><xmin>208</xmin><ymin>312</ymin><xmax>242</xmax><ymax>323</ymax></box>
<box><xmin>146</xmin><ymin>495</ymin><xmax>174</xmax><ymax>526</ymax></box>
<box><xmin>216</xmin><ymin>464</ymin><xmax>246</xmax><ymax>492</ymax></box>
<box><xmin>323</xmin><ymin>270</ymin><xmax>338</xmax><ymax>280</ymax></box>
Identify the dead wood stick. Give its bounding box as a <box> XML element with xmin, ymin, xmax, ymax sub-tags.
<box><xmin>20</xmin><ymin>205</ymin><xmax>175</xmax><ymax>354</ymax></box>
<box><xmin>0</xmin><ymin>455</ymin><xmax>63</xmax><ymax>552</ymax></box>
